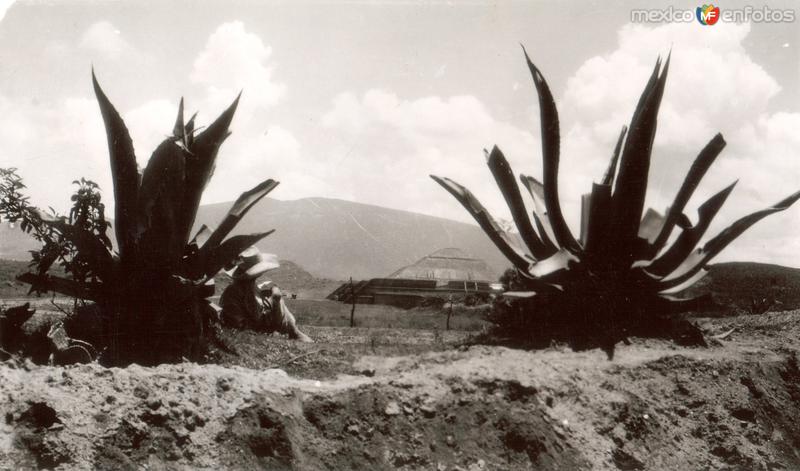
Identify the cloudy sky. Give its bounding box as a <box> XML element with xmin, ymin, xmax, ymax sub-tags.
<box><xmin>0</xmin><ymin>0</ymin><xmax>798</xmax><ymax>267</ymax></box>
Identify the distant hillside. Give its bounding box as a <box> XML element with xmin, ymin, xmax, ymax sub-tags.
<box><xmin>0</xmin><ymin>224</ymin><xmax>37</xmax><ymax>261</ymax></box>
<box><xmin>0</xmin><ymin>197</ymin><xmax>510</xmax><ymax>280</ymax></box>
<box><xmin>196</xmin><ymin>197</ymin><xmax>510</xmax><ymax>280</ymax></box>
<box><xmin>688</xmin><ymin>262</ymin><xmax>800</xmax><ymax>315</ymax></box>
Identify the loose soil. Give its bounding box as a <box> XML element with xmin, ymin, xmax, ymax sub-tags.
<box><xmin>2</xmin><ymin>310</ymin><xmax>800</xmax><ymax>470</ymax></box>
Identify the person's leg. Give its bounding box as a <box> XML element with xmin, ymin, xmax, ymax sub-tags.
<box><xmin>276</xmin><ymin>297</ymin><xmax>313</xmax><ymax>342</ymax></box>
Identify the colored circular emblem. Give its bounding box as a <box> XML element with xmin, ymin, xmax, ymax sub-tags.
<box><xmin>696</xmin><ymin>4</ymin><xmax>721</xmax><ymax>25</ymax></box>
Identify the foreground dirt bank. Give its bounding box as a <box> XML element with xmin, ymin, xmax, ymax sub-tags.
<box><xmin>1</xmin><ymin>311</ymin><xmax>799</xmax><ymax>470</ymax></box>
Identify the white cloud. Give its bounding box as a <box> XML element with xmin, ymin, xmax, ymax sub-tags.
<box><xmin>79</xmin><ymin>21</ymin><xmax>132</xmax><ymax>60</ymax></box>
<box><xmin>6</xmin><ymin>21</ymin><xmax>295</xmax><ymax>209</ymax></box>
<box><xmin>318</xmin><ymin>89</ymin><xmax>540</xmax><ymax>220</ymax></box>
<box><xmin>204</xmin><ymin>125</ymin><xmax>308</xmax><ymax>203</ymax></box>
<box><xmin>123</xmin><ymin>99</ymin><xmax>178</xmax><ymax>166</ymax></box>
<box><xmin>0</xmin><ymin>95</ymin><xmax>109</xmax><ymax>213</ymax></box>
<box><xmin>0</xmin><ymin>0</ymin><xmax>15</xmax><ymax>23</ymax></box>
<box><xmin>190</xmin><ymin>21</ymin><xmax>286</xmax><ymax>112</ymax></box>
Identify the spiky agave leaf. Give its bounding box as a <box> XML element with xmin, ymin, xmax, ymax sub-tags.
<box><xmin>642</xmin><ymin>181</ymin><xmax>737</xmax><ymax>277</ymax></box>
<box><xmin>92</xmin><ymin>71</ymin><xmax>139</xmax><ymax>259</ymax></box>
<box><xmin>173</xmin><ymin>98</ymin><xmax>185</xmax><ymax>142</ymax></box>
<box><xmin>522</xmin><ymin>46</ymin><xmax>581</xmax><ymax>253</ymax></box>
<box><xmin>658</xmin><ymin>190</ymin><xmax>800</xmax><ymax>290</ymax></box>
<box><xmin>189</xmin><ymin>224</ymin><xmax>212</xmax><ymax>247</ymax></box>
<box><xmin>202</xmin><ymin>178</ymin><xmax>279</xmax><ymax>251</ymax></box>
<box><xmin>582</xmin><ymin>183</ymin><xmax>613</xmax><ymax>257</ymax></box>
<box><xmin>609</xmin><ymin>55</ymin><xmax>670</xmax><ymax>266</ymax></box>
<box><xmin>647</xmin><ymin>133</ymin><xmax>727</xmax><ymax>257</ymax></box>
<box><xmin>185</xmin><ymin>112</ymin><xmax>198</xmax><ymax>148</ymax></box>
<box><xmin>201</xmin><ymin>231</ymin><xmax>275</xmax><ymax>279</ymax></box>
<box><xmin>179</xmin><ymin>93</ymin><xmax>241</xmax><ymax>243</ymax></box>
<box><xmin>430</xmin><ymin>175</ymin><xmax>532</xmax><ymax>272</ymax></box>
<box><xmin>602</xmin><ymin>126</ymin><xmax>627</xmax><ymax>187</ymax></box>
<box><xmin>518</xmin><ymin>175</ymin><xmax>559</xmax><ymax>251</ymax></box>
<box><xmin>486</xmin><ymin>146</ymin><xmax>551</xmax><ymax>259</ymax></box>
<box><xmin>137</xmin><ymin>139</ymin><xmax>188</xmax><ymax>265</ymax></box>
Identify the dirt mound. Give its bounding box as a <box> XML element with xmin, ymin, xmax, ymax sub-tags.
<box><xmin>1</xmin><ymin>312</ymin><xmax>800</xmax><ymax>470</ymax></box>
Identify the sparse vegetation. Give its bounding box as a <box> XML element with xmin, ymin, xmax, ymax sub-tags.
<box><xmin>432</xmin><ymin>49</ymin><xmax>800</xmax><ymax>357</ymax></box>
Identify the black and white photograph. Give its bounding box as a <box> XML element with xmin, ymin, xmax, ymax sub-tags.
<box><xmin>0</xmin><ymin>0</ymin><xmax>799</xmax><ymax>469</ymax></box>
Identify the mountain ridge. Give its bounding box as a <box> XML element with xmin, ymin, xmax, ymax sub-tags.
<box><xmin>0</xmin><ymin>196</ymin><xmax>509</xmax><ymax>280</ymax></box>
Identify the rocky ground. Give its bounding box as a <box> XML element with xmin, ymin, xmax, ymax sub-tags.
<box><xmin>1</xmin><ymin>310</ymin><xmax>800</xmax><ymax>470</ymax></box>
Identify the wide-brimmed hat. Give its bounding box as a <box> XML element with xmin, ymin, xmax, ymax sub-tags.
<box><xmin>229</xmin><ymin>246</ymin><xmax>280</xmax><ymax>280</ymax></box>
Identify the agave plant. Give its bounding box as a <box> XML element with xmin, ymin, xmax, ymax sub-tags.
<box><xmin>431</xmin><ymin>49</ymin><xmax>800</xmax><ymax>357</ymax></box>
<box><xmin>15</xmin><ymin>73</ymin><xmax>279</xmax><ymax>365</ymax></box>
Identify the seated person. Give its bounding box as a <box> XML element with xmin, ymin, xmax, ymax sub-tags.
<box><xmin>220</xmin><ymin>247</ymin><xmax>312</xmax><ymax>342</ymax></box>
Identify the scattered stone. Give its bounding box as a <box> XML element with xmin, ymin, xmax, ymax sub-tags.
<box><xmin>468</xmin><ymin>459</ymin><xmax>486</xmax><ymax>471</ymax></box>
<box><xmin>360</xmin><ymin>368</ymin><xmax>376</xmax><ymax>377</ymax></box>
<box><xmin>346</xmin><ymin>424</ymin><xmax>360</xmax><ymax>435</ymax></box>
<box><xmin>731</xmin><ymin>407</ymin><xmax>757</xmax><ymax>423</ymax></box>
<box><xmin>217</xmin><ymin>377</ymin><xmax>232</xmax><ymax>392</ymax></box>
<box><xmin>385</xmin><ymin>401</ymin><xmax>401</xmax><ymax>416</ymax></box>
<box><xmin>147</xmin><ymin>399</ymin><xmax>162</xmax><ymax>410</ymax></box>
<box><xmin>445</xmin><ymin>435</ymin><xmax>455</xmax><ymax>447</ymax></box>
<box><xmin>194</xmin><ymin>414</ymin><xmax>206</xmax><ymax>427</ymax></box>
<box><xmin>20</xmin><ymin>402</ymin><xmax>60</xmax><ymax>428</ymax></box>
<box><xmin>133</xmin><ymin>385</ymin><xmax>150</xmax><ymax>400</ymax></box>
<box><xmin>174</xmin><ymin>427</ymin><xmax>190</xmax><ymax>443</ymax></box>
<box><xmin>420</xmin><ymin>403</ymin><xmax>437</xmax><ymax>418</ymax></box>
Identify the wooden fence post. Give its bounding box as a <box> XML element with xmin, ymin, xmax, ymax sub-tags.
<box><xmin>349</xmin><ymin>277</ymin><xmax>356</xmax><ymax>328</ymax></box>
<box><xmin>446</xmin><ymin>294</ymin><xmax>453</xmax><ymax>331</ymax></box>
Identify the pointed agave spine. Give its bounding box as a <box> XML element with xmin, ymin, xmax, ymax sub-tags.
<box><xmin>610</xmin><ymin>55</ymin><xmax>670</xmax><ymax>265</ymax></box>
<box><xmin>179</xmin><ymin>93</ymin><xmax>242</xmax><ymax>243</ymax></box>
<box><xmin>92</xmin><ymin>71</ymin><xmax>139</xmax><ymax>259</ymax></box>
<box><xmin>522</xmin><ymin>46</ymin><xmax>581</xmax><ymax>253</ymax></box>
